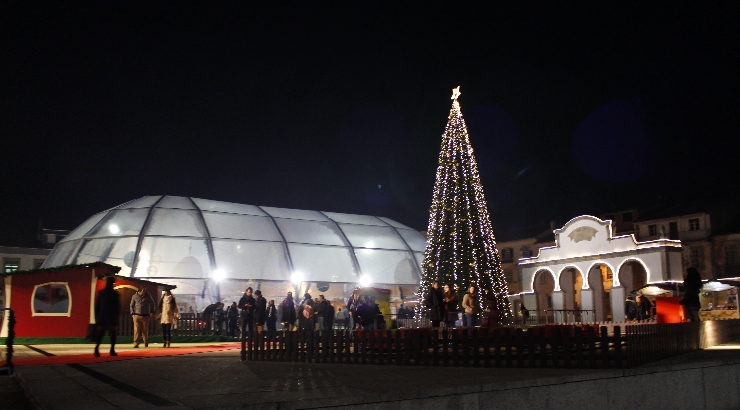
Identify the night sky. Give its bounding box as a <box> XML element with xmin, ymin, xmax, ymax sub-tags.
<box><xmin>2</xmin><ymin>3</ymin><xmax>739</xmax><ymax>246</ymax></box>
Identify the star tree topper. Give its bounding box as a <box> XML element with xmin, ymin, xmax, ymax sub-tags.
<box><xmin>451</xmin><ymin>86</ymin><xmax>461</xmax><ymax>108</ymax></box>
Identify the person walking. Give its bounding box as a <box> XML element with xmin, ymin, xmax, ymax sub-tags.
<box><xmin>93</xmin><ymin>276</ymin><xmax>120</xmax><ymax>357</ymax></box>
<box><xmin>442</xmin><ymin>284</ymin><xmax>459</xmax><ymax>328</ymax></box>
<box><xmin>424</xmin><ymin>281</ymin><xmax>444</xmax><ymax>328</ymax></box>
<box><xmin>681</xmin><ymin>267</ymin><xmax>702</xmax><ymax>322</ymax></box>
<box><xmin>280</xmin><ymin>292</ymin><xmax>297</xmax><ymax>331</ymax></box>
<box><xmin>253</xmin><ymin>290</ymin><xmax>267</xmax><ymax>332</ymax></box>
<box><xmin>226</xmin><ymin>302</ymin><xmax>239</xmax><ymax>337</ymax></box>
<box><xmin>130</xmin><ymin>287</ymin><xmax>156</xmax><ymax>348</ymax></box>
<box><xmin>238</xmin><ymin>287</ymin><xmax>256</xmax><ymax>334</ymax></box>
<box><xmin>266</xmin><ymin>300</ymin><xmax>278</xmax><ymax>331</ymax></box>
<box><xmin>462</xmin><ymin>286</ymin><xmax>479</xmax><ymax>327</ymax></box>
<box><xmin>158</xmin><ymin>290</ymin><xmax>178</xmax><ymax>347</ymax></box>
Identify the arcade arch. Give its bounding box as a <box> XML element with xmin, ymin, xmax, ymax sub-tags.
<box><xmin>618</xmin><ymin>259</ymin><xmax>648</xmax><ymax>294</ymax></box>
<box><xmin>559</xmin><ymin>266</ymin><xmax>583</xmax><ymax>311</ymax></box>
<box><xmin>533</xmin><ymin>269</ymin><xmax>555</xmax><ymax>314</ymax></box>
<box><xmin>588</xmin><ymin>264</ymin><xmax>614</xmax><ymax>322</ymax></box>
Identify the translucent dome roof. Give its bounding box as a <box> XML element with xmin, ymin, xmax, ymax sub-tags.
<box><xmin>43</xmin><ymin>196</ymin><xmax>426</xmax><ymax>287</ymax></box>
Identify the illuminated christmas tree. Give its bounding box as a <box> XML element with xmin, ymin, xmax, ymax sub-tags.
<box><xmin>419</xmin><ymin>86</ymin><xmax>512</xmax><ymax>323</ymax></box>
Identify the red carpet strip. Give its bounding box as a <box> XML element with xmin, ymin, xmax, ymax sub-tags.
<box><xmin>14</xmin><ymin>343</ymin><xmax>241</xmax><ymax>366</ymax></box>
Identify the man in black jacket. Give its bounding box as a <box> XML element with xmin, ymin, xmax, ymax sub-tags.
<box><xmin>238</xmin><ymin>287</ymin><xmax>256</xmax><ymax>335</ymax></box>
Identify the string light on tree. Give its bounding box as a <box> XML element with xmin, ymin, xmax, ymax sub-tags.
<box><xmin>418</xmin><ymin>86</ymin><xmax>512</xmax><ymax>322</ymax></box>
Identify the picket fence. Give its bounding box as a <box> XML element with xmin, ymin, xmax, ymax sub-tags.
<box><xmin>239</xmin><ymin>322</ymin><xmax>702</xmax><ymax>369</ymax></box>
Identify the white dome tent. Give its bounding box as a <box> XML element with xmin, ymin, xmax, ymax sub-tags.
<box><xmin>42</xmin><ymin>196</ymin><xmax>426</xmax><ymax>310</ymax></box>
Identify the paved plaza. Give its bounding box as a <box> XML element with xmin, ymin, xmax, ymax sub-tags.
<box><xmin>2</xmin><ymin>340</ymin><xmax>740</xmax><ymax>409</ymax></box>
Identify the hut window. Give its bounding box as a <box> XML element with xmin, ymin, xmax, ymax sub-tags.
<box><xmin>32</xmin><ymin>283</ymin><xmax>71</xmax><ymax>316</ymax></box>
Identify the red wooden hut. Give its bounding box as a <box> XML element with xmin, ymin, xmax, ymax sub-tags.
<box><xmin>1</xmin><ymin>262</ymin><xmax>174</xmax><ymax>338</ymax></box>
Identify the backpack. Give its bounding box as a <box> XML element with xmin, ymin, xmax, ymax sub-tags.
<box><xmin>302</xmin><ymin>304</ymin><xmax>313</xmax><ymax>319</ymax></box>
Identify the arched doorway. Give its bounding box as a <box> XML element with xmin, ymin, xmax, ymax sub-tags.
<box><xmin>588</xmin><ymin>264</ymin><xmax>613</xmax><ymax>322</ymax></box>
<box><xmin>533</xmin><ymin>270</ymin><xmax>555</xmax><ymax>321</ymax></box>
<box><xmin>618</xmin><ymin>260</ymin><xmax>648</xmax><ymax>294</ymax></box>
<box><xmin>559</xmin><ymin>267</ymin><xmax>583</xmax><ymax>322</ymax></box>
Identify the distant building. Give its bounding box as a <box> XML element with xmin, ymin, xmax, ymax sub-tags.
<box><xmin>497</xmin><ymin>224</ymin><xmax>555</xmax><ymax>295</ymax></box>
<box><xmin>1</xmin><ymin>246</ymin><xmax>51</xmax><ymax>273</ymax></box>
<box><xmin>634</xmin><ymin>212</ymin><xmax>714</xmax><ymax>279</ymax></box>
<box><xmin>502</xmin><ymin>199</ymin><xmax>740</xmax><ymax>323</ymax></box>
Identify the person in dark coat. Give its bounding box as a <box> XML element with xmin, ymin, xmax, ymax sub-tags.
<box><xmin>356</xmin><ymin>297</ymin><xmax>376</xmax><ymax>331</ymax></box>
<box><xmin>298</xmin><ymin>293</ymin><xmax>314</xmax><ymax>330</ymax></box>
<box><xmin>202</xmin><ymin>302</ymin><xmax>223</xmax><ymax>335</ymax></box>
<box><xmin>266</xmin><ymin>300</ymin><xmax>278</xmax><ymax>331</ymax></box>
<box><xmin>94</xmin><ymin>276</ymin><xmax>120</xmax><ymax>357</ymax></box>
<box><xmin>347</xmin><ymin>293</ymin><xmax>359</xmax><ymax>329</ymax></box>
<box><xmin>424</xmin><ymin>281</ymin><xmax>444</xmax><ymax>328</ymax></box>
<box><xmin>326</xmin><ymin>301</ymin><xmax>335</xmax><ymax>330</ymax></box>
<box><xmin>238</xmin><ymin>287</ymin><xmax>256</xmax><ymax>334</ymax></box>
<box><xmin>226</xmin><ymin>302</ymin><xmax>239</xmax><ymax>337</ymax></box>
<box><xmin>253</xmin><ymin>290</ymin><xmax>267</xmax><ymax>332</ymax></box>
<box><xmin>442</xmin><ymin>284</ymin><xmax>459</xmax><ymax>328</ymax></box>
<box><xmin>316</xmin><ymin>295</ymin><xmax>329</xmax><ymax>330</ymax></box>
<box><xmin>280</xmin><ymin>292</ymin><xmax>297</xmax><ymax>331</ymax></box>
<box><xmin>637</xmin><ymin>292</ymin><xmax>652</xmax><ymax>321</ymax></box>
<box><xmin>625</xmin><ymin>295</ymin><xmax>638</xmax><ymax>321</ymax></box>
<box><xmin>681</xmin><ymin>267</ymin><xmax>703</xmax><ymax>322</ymax></box>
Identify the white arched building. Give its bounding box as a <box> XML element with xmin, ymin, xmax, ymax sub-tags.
<box><xmin>512</xmin><ymin>215</ymin><xmax>683</xmax><ymax>322</ymax></box>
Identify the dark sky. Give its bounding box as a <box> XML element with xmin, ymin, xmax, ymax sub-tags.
<box><xmin>2</xmin><ymin>3</ymin><xmax>739</xmax><ymax>245</ymax></box>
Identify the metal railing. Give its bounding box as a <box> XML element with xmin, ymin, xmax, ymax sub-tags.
<box><xmin>1</xmin><ymin>308</ymin><xmax>15</xmax><ymax>373</ymax></box>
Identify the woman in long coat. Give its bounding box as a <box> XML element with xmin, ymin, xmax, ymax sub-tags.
<box><xmin>280</xmin><ymin>292</ymin><xmax>297</xmax><ymax>331</ymax></box>
<box><xmin>424</xmin><ymin>281</ymin><xmax>444</xmax><ymax>328</ymax></box>
<box><xmin>158</xmin><ymin>290</ymin><xmax>178</xmax><ymax>347</ymax></box>
<box><xmin>442</xmin><ymin>284</ymin><xmax>459</xmax><ymax>328</ymax></box>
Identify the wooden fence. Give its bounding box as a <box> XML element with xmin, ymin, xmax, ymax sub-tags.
<box><xmin>239</xmin><ymin>322</ymin><xmax>704</xmax><ymax>368</ymax></box>
<box><xmin>116</xmin><ymin>313</ymin><xmax>221</xmax><ymax>337</ymax></box>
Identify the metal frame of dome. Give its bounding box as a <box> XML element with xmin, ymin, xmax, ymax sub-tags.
<box><xmin>43</xmin><ymin>196</ymin><xmax>426</xmax><ymax>287</ymax></box>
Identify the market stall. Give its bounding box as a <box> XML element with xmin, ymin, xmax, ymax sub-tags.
<box><xmin>698</xmin><ymin>279</ymin><xmax>739</xmax><ymax>321</ymax></box>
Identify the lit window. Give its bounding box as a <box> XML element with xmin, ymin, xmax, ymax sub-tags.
<box><xmin>648</xmin><ymin>225</ymin><xmax>657</xmax><ymax>236</ymax></box>
<box><xmin>4</xmin><ymin>260</ymin><xmax>19</xmax><ymax>273</ymax></box>
<box><xmin>32</xmin><ymin>283</ymin><xmax>71</xmax><ymax>315</ymax></box>
<box><xmin>689</xmin><ymin>218</ymin><xmax>700</xmax><ymax>231</ymax></box>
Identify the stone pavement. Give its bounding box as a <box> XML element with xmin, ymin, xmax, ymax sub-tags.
<box><xmin>5</xmin><ymin>341</ymin><xmax>740</xmax><ymax>409</ymax></box>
